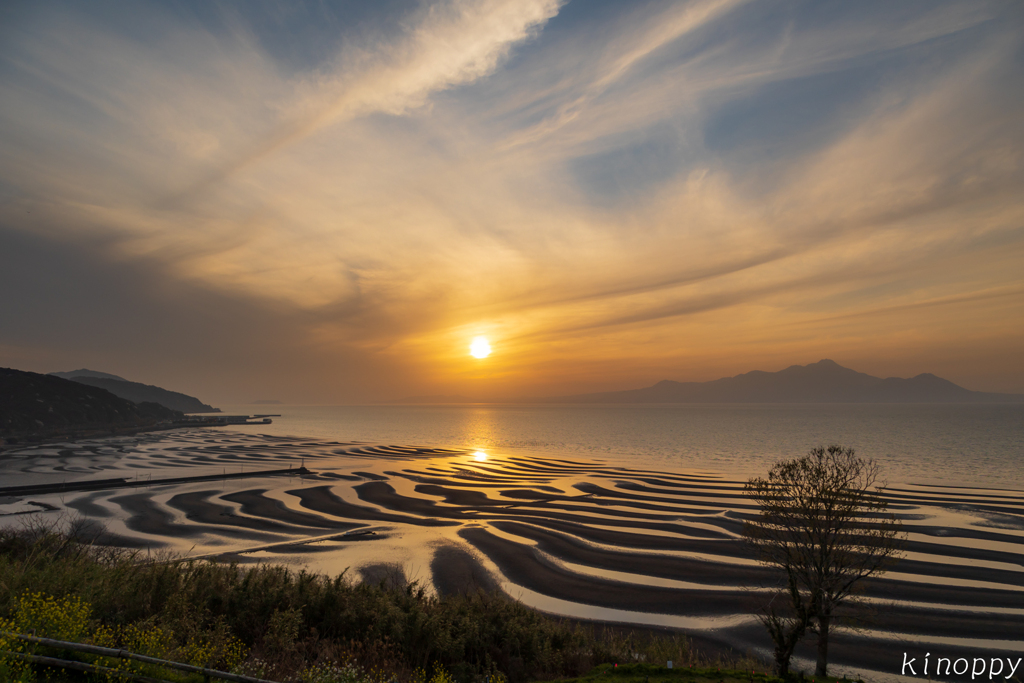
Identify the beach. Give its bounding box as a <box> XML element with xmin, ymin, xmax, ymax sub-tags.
<box><xmin>1</xmin><ymin>428</ymin><xmax>1022</xmax><ymax>681</ymax></box>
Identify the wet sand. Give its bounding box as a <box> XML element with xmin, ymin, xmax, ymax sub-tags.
<box><xmin>0</xmin><ymin>429</ymin><xmax>1021</xmax><ymax>681</ymax></box>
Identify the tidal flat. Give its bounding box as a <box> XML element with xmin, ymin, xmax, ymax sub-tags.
<box><xmin>1</xmin><ymin>429</ymin><xmax>1022</xmax><ymax>681</ymax></box>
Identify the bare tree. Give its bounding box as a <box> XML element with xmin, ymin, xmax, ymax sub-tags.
<box><xmin>744</xmin><ymin>445</ymin><xmax>904</xmax><ymax>677</ymax></box>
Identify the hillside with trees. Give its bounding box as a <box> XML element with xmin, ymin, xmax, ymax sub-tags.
<box><xmin>50</xmin><ymin>369</ymin><xmax>219</xmax><ymax>413</ymax></box>
<box><xmin>1</xmin><ymin>368</ymin><xmax>182</xmax><ymax>444</ymax></box>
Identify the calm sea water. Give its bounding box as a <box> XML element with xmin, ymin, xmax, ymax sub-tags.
<box><xmin>217</xmin><ymin>403</ymin><xmax>1023</xmax><ymax>489</ymax></box>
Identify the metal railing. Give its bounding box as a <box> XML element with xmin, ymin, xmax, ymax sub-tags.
<box><xmin>1</xmin><ymin>631</ymin><xmax>281</xmax><ymax>683</ymax></box>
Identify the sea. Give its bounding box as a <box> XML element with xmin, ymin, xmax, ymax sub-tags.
<box><xmin>216</xmin><ymin>403</ymin><xmax>1024</xmax><ymax>490</ymax></box>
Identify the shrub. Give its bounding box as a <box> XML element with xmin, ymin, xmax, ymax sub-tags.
<box><xmin>0</xmin><ymin>523</ymin><xmax>768</xmax><ymax>683</ymax></box>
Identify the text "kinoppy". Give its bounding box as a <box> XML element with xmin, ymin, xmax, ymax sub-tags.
<box><xmin>902</xmin><ymin>653</ymin><xmax>1021</xmax><ymax>679</ymax></box>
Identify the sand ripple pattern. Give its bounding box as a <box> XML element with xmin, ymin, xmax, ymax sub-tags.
<box><xmin>1</xmin><ymin>429</ymin><xmax>1021</xmax><ymax>679</ymax></box>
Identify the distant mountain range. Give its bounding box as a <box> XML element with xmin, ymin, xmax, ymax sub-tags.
<box><xmin>2</xmin><ymin>367</ymin><xmax>182</xmax><ymax>440</ymax></box>
<box><xmin>540</xmin><ymin>360</ymin><xmax>1024</xmax><ymax>404</ymax></box>
<box><xmin>50</xmin><ymin>369</ymin><xmax>219</xmax><ymax>413</ymax></box>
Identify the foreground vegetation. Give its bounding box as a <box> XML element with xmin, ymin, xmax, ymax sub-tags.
<box><xmin>550</xmin><ymin>662</ymin><xmax>861</xmax><ymax>683</ymax></box>
<box><xmin>0</xmin><ymin>519</ymin><xmax>767</xmax><ymax>683</ymax></box>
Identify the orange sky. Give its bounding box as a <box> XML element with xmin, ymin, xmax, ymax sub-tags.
<box><xmin>1</xmin><ymin>1</ymin><xmax>1022</xmax><ymax>403</ymax></box>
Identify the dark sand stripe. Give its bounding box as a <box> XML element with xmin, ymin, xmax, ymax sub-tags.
<box><xmin>221</xmin><ymin>489</ymin><xmax>360</xmax><ymax>530</ymax></box>
<box><xmin>491</xmin><ymin>520</ymin><xmax>775</xmax><ymax>586</ymax></box>
<box><xmin>459</xmin><ymin>526</ymin><xmax>759</xmax><ymax>616</ymax></box>
<box><xmin>64</xmin><ymin>492</ymin><xmax>114</xmax><ymax>518</ymax></box>
<box><xmin>358</xmin><ymin>481</ymin><xmax>747</xmax><ymax>535</ymax></box>
<box><xmin>166</xmin><ymin>490</ymin><xmax>323</xmax><ymax>534</ymax></box>
<box><xmin>288</xmin><ymin>485</ymin><xmax>459</xmax><ymax>527</ymax></box>
<box><xmin>110</xmin><ymin>492</ymin><xmax>282</xmax><ymax>544</ymax></box>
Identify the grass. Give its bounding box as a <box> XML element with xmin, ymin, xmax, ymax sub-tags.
<box><xmin>546</xmin><ymin>662</ymin><xmax>863</xmax><ymax>683</ymax></box>
<box><xmin>0</xmin><ymin>518</ymin><xmax>770</xmax><ymax>683</ymax></box>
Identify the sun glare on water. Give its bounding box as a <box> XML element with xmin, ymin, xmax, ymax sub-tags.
<box><xmin>470</xmin><ymin>336</ymin><xmax>491</xmax><ymax>359</ymax></box>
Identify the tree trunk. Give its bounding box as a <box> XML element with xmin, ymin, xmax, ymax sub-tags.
<box><xmin>816</xmin><ymin>613</ymin><xmax>830</xmax><ymax>677</ymax></box>
<box><xmin>774</xmin><ymin>636</ymin><xmax>791</xmax><ymax>677</ymax></box>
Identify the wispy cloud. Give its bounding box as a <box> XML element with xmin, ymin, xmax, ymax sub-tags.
<box><xmin>167</xmin><ymin>0</ymin><xmax>564</xmax><ymax>203</ymax></box>
<box><xmin>1</xmin><ymin>0</ymin><xmax>1022</xmax><ymax>399</ymax></box>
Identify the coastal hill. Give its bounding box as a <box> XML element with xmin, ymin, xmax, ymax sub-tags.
<box><xmin>542</xmin><ymin>359</ymin><xmax>1024</xmax><ymax>403</ymax></box>
<box><xmin>1</xmin><ymin>367</ymin><xmax>182</xmax><ymax>441</ymax></box>
<box><xmin>50</xmin><ymin>369</ymin><xmax>220</xmax><ymax>413</ymax></box>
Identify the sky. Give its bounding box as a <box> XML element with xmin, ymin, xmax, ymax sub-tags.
<box><xmin>1</xmin><ymin>0</ymin><xmax>1023</xmax><ymax>404</ymax></box>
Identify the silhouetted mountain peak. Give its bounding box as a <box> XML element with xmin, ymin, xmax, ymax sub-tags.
<box><xmin>51</xmin><ymin>368</ymin><xmax>128</xmax><ymax>382</ymax></box>
<box><xmin>543</xmin><ymin>360</ymin><xmax>1023</xmax><ymax>404</ymax></box>
<box><xmin>786</xmin><ymin>359</ymin><xmax>857</xmax><ymax>373</ymax></box>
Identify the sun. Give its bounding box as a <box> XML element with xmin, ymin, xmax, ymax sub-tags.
<box><xmin>469</xmin><ymin>336</ymin><xmax>491</xmax><ymax>359</ymax></box>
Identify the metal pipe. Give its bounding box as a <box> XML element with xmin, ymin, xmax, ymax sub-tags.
<box><xmin>1</xmin><ymin>632</ymin><xmax>280</xmax><ymax>683</ymax></box>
